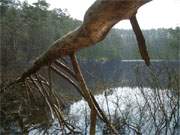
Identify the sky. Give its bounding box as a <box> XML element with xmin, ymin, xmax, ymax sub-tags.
<box><xmin>26</xmin><ymin>0</ymin><xmax>180</xmax><ymax>29</ymax></box>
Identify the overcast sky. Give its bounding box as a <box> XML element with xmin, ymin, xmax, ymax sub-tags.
<box><xmin>27</xmin><ymin>0</ymin><xmax>180</xmax><ymax>29</ymax></box>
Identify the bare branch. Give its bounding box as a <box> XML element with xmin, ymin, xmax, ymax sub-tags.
<box><xmin>130</xmin><ymin>15</ymin><xmax>150</xmax><ymax>66</ymax></box>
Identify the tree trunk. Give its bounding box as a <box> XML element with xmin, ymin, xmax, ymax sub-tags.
<box><xmin>18</xmin><ymin>0</ymin><xmax>151</xmax><ymax>80</ymax></box>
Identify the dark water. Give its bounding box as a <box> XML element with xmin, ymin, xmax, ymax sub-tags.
<box><xmin>80</xmin><ymin>60</ymin><xmax>179</xmax><ymax>88</ymax></box>
<box><xmin>0</xmin><ymin>60</ymin><xmax>179</xmax><ymax>134</ymax></box>
<box><xmin>52</xmin><ymin>60</ymin><xmax>179</xmax><ymax>98</ymax></box>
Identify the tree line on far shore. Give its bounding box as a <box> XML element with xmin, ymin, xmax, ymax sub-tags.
<box><xmin>1</xmin><ymin>0</ymin><xmax>179</xmax><ymax>71</ymax></box>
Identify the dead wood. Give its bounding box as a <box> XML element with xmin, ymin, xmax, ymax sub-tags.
<box><xmin>13</xmin><ymin>0</ymin><xmax>151</xmax><ymax>82</ymax></box>
<box><xmin>2</xmin><ymin>0</ymin><xmax>152</xmax><ymax>134</ymax></box>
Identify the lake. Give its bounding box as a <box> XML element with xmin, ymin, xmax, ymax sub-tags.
<box><xmin>1</xmin><ymin>60</ymin><xmax>179</xmax><ymax>134</ymax></box>
<box><xmin>29</xmin><ymin>87</ymin><xmax>180</xmax><ymax>135</ymax></box>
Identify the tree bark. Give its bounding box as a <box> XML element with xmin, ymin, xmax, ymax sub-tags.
<box><xmin>130</xmin><ymin>15</ymin><xmax>150</xmax><ymax>65</ymax></box>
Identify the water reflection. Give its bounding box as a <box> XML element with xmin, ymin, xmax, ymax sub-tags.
<box><xmin>69</xmin><ymin>87</ymin><xmax>179</xmax><ymax>135</ymax></box>
<box><xmin>0</xmin><ymin>84</ymin><xmax>53</xmax><ymax>134</ymax></box>
<box><xmin>1</xmin><ymin>84</ymin><xmax>179</xmax><ymax>134</ymax></box>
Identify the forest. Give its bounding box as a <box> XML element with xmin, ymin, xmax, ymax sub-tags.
<box><xmin>0</xmin><ymin>0</ymin><xmax>180</xmax><ymax>134</ymax></box>
<box><xmin>1</xmin><ymin>0</ymin><xmax>179</xmax><ymax>75</ymax></box>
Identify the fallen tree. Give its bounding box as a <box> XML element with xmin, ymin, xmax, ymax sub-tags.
<box><xmin>16</xmin><ymin>0</ymin><xmax>151</xmax><ymax>81</ymax></box>
<box><xmin>2</xmin><ymin>0</ymin><xmax>152</xmax><ymax>134</ymax></box>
